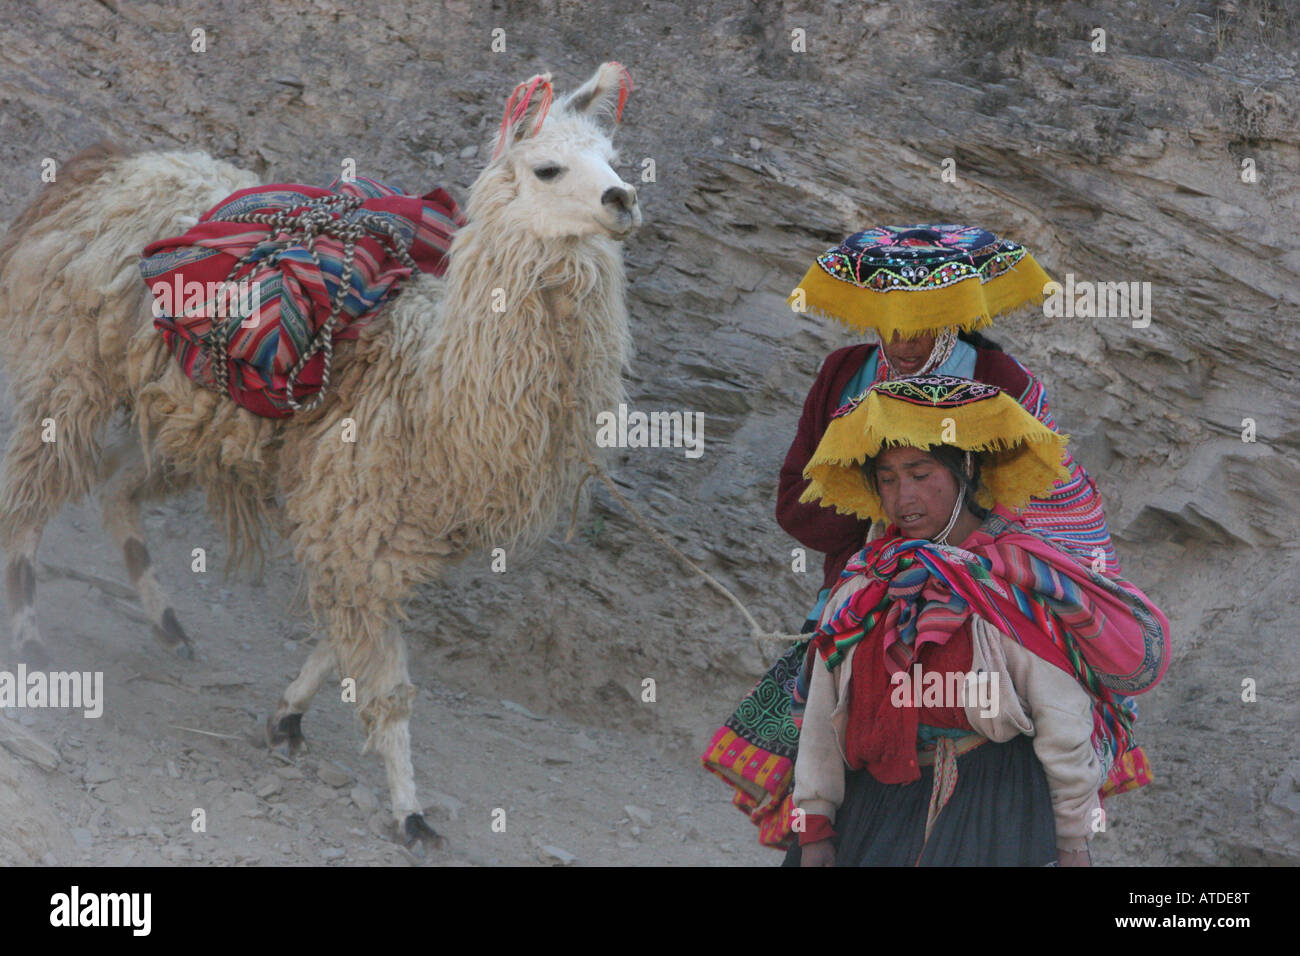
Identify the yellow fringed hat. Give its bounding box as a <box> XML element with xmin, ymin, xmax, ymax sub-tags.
<box><xmin>801</xmin><ymin>375</ymin><xmax>1070</xmax><ymax>521</ymax></box>
<box><xmin>787</xmin><ymin>224</ymin><xmax>1054</xmax><ymax>341</ymax></box>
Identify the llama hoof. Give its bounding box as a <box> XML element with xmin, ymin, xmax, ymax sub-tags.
<box><xmin>151</xmin><ymin>608</ymin><xmax>194</xmax><ymax>658</ymax></box>
<box><xmin>265</xmin><ymin>711</ymin><xmax>307</xmax><ymax>757</ymax></box>
<box><xmin>15</xmin><ymin>638</ymin><xmax>50</xmax><ymax>669</ymax></box>
<box><xmin>400</xmin><ymin>813</ymin><xmax>445</xmax><ymax>855</ymax></box>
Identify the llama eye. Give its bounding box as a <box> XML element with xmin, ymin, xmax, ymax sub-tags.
<box><xmin>533</xmin><ymin>165</ymin><xmax>564</xmax><ymax>181</ymax></box>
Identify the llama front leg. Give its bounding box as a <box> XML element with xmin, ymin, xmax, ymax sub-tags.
<box><xmin>266</xmin><ymin>636</ymin><xmax>337</xmax><ymax>756</ymax></box>
<box><xmin>327</xmin><ymin>605</ymin><xmax>443</xmax><ymax>852</ymax></box>
<box><xmin>97</xmin><ymin>440</ymin><xmax>194</xmax><ymax>659</ymax></box>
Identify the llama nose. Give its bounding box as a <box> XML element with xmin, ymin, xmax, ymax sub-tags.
<box><xmin>601</xmin><ymin>185</ymin><xmax>636</xmax><ymax>212</ymax></box>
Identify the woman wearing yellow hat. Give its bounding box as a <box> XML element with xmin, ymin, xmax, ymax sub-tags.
<box><xmin>700</xmin><ymin>226</ymin><xmax>1129</xmax><ymax>851</ymax></box>
<box><xmin>790</xmin><ymin>375</ymin><xmax>1170</xmax><ymax>866</ymax></box>
<box><xmin>780</xmin><ymin>225</ymin><xmax>1119</xmax><ymax>632</ymax></box>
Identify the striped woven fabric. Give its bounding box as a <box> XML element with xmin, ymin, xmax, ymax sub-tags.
<box><xmin>812</xmin><ymin>506</ymin><xmax>1171</xmax><ymax>798</ymax></box>
<box><xmin>1006</xmin><ymin>363</ymin><xmax>1121</xmax><ymax>574</ymax></box>
<box><xmin>139</xmin><ymin>175</ymin><xmax>465</xmax><ymax>418</ymax></box>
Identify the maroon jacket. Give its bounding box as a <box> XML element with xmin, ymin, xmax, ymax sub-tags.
<box><xmin>776</xmin><ymin>343</ymin><xmax>1034</xmax><ymax>594</ymax></box>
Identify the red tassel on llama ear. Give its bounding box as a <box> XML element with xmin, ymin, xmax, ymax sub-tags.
<box><xmin>491</xmin><ymin>75</ymin><xmax>555</xmax><ymax>160</ymax></box>
<box><xmin>608</xmin><ymin>62</ymin><xmax>633</xmax><ymax>123</ymax></box>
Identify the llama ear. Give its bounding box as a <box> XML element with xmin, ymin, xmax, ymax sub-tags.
<box><xmin>491</xmin><ymin>72</ymin><xmax>554</xmax><ymax>159</ymax></box>
<box><xmin>561</xmin><ymin>61</ymin><xmax>632</xmax><ymax>125</ymax></box>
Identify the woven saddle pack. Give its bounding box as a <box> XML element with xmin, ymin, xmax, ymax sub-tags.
<box><xmin>139</xmin><ymin>175</ymin><xmax>465</xmax><ymax>418</ymax></box>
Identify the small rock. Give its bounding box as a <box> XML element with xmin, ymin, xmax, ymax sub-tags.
<box><xmin>320</xmin><ymin>847</ymin><xmax>346</xmax><ymax>860</ymax></box>
<box><xmin>459</xmin><ymin>145</ymin><xmax>478</xmax><ymax>159</ymax></box>
<box><xmin>71</xmin><ymin>827</ymin><xmax>94</xmax><ymax>849</ymax></box>
<box><xmin>368</xmin><ymin>811</ymin><xmax>392</xmax><ymax>839</ymax></box>
<box><xmin>317</xmin><ymin>761</ymin><xmax>352</xmax><ymax>788</ymax></box>
<box><xmin>93</xmin><ymin>780</ymin><xmax>125</xmax><ymax>804</ymax></box>
<box><xmin>624</xmin><ymin>804</ymin><xmax>653</xmax><ymax>827</ymax></box>
<box><xmin>538</xmin><ymin>844</ymin><xmax>577</xmax><ymax>866</ymax></box>
<box><xmin>350</xmin><ymin>785</ymin><xmax>379</xmax><ymax>813</ymax></box>
<box><xmin>1268</xmin><ymin>770</ymin><xmax>1300</xmax><ymax>816</ymax></box>
<box><xmin>432</xmin><ymin>151</ymin><xmax>445</xmax><ymax>167</ymax></box>
<box><xmin>274</xmin><ymin>764</ymin><xmax>304</xmax><ymax>780</ymax></box>
<box><xmin>254</xmin><ymin>775</ymin><xmax>282</xmax><ymax>798</ymax></box>
<box><xmin>501</xmin><ymin>699</ymin><xmax>543</xmax><ymax>721</ymax></box>
<box><xmin>167</xmin><ymin>759</ymin><xmax>180</xmax><ymax>779</ymax></box>
<box><xmin>426</xmin><ymin>790</ymin><xmax>463</xmax><ymax>821</ymax></box>
<box><xmin>82</xmin><ymin>763</ymin><xmax>116</xmax><ymax>785</ymax></box>
<box><xmin>711</xmin><ymin>136</ymin><xmax>724</xmax><ymax>147</ymax></box>
<box><xmin>229</xmin><ymin>788</ymin><xmax>258</xmax><ymax>808</ymax></box>
<box><xmin>749</xmin><ymin>136</ymin><xmax>762</xmax><ymax>150</ymax></box>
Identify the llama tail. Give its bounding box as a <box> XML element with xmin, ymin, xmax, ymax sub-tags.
<box><xmin>0</xmin><ymin>144</ymin><xmax>133</xmax><ymax>545</ymax></box>
<box><xmin>0</xmin><ymin>143</ymin><xmax>275</xmax><ymax>577</ymax></box>
<box><xmin>0</xmin><ymin>141</ymin><xmax>124</xmax><ymax>264</ymax></box>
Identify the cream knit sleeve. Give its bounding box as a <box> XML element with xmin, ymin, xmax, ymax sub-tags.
<box><xmin>791</xmin><ymin>644</ymin><xmax>845</xmax><ymax>825</ymax></box>
<box><xmin>790</xmin><ymin>574</ymin><xmax>871</xmax><ymax>826</ymax></box>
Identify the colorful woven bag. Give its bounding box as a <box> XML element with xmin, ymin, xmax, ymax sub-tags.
<box><xmin>139</xmin><ymin>175</ymin><xmax>465</xmax><ymax>418</ymax></box>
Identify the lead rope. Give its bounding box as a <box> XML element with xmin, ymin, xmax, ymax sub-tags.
<box><xmin>566</xmin><ymin>460</ymin><xmax>804</xmax><ymax>662</ymax></box>
<box><xmin>201</xmin><ymin>194</ymin><xmax>421</xmax><ymax>413</ymax></box>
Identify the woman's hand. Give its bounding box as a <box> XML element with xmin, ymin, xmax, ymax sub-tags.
<box><xmin>801</xmin><ymin>839</ymin><xmax>836</xmax><ymax>867</ymax></box>
<box><xmin>1057</xmin><ymin>846</ymin><xmax>1091</xmax><ymax>867</ymax></box>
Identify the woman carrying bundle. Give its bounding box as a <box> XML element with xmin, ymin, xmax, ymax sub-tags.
<box><xmin>702</xmin><ymin>224</ymin><xmax>1129</xmax><ymax>849</ymax></box>
<box><xmin>790</xmin><ymin>375</ymin><xmax>1170</xmax><ymax>866</ymax></box>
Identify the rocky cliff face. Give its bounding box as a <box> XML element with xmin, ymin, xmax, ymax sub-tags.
<box><xmin>1</xmin><ymin>0</ymin><xmax>1296</xmax><ymax>865</ymax></box>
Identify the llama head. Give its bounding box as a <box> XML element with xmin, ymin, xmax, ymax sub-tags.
<box><xmin>470</xmin><ymin>62</ymin><xmax>642</xmax><ymax>242</ymax></box>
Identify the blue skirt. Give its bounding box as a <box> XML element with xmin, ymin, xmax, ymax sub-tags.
<box><xmin>783</xmin><ymin>734</ymin><xmax>1057</xmax><ymax>866</ymax></box>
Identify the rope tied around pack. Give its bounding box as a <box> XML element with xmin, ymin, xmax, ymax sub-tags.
<box><xmin>140</xmin><ymin>176</ymin><xmax>465</xmax><ymax>419</ymax></box>
<box><xmin>203</xmin><ymin>194</ymin><xmax>424</xmax><ymax>413</ymax></box>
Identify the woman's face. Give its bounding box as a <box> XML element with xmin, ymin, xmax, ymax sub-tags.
<box><xmin>881</xmin><ymin>331</ymin><xmax>936</xmax><ymax>375</ymax></box>
<box><xmin>874</xmin><ymin>446</ymin><xmax>961</xmax><ymax>539</ymax></box>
